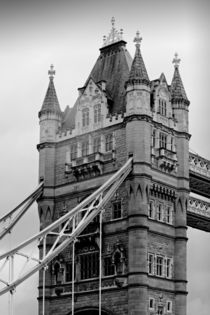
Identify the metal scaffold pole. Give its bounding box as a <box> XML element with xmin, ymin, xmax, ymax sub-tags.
<box><xmin>9</xmin><ymin>255</ymin><xmax>14</xmax><ymax>315</ymax></box>
<box><xmin>99</xmin><ymin>210</ymin><xmax>103</xmax><ymax>315</ymax></box>
<box><xmin>42</xmin><ymin>236</ymin><xmax>46</xmax><ymax>315</ymax></box>
<box><xmin>72</xmin><ymin>217</ymin><xmax>75</xmax><ymax>315</ymax></box>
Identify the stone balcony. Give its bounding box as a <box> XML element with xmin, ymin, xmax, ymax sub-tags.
<box><xmin>52</xmin><ymin>275</ymin><xmax>127</xmax><ymax>297</ymax></box>
<box><xmin>65</xmin><ymin>150</ymin><xmax>115</xmax><ymax>180</ymax></box>
<box><xmin>151</xmin><ymin>147</ymin><xmax>177</xmax><ymax>173</ymax></box>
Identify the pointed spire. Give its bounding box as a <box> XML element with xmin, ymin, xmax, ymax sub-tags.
<box><xmin>171</xmin><ymin>53</ymin><xmax>189</xmax><ymax>105</ymax></box>
<box><xmin>40</xmin><ymin>65</ymin><xmax>61</xmax><ymax>115</ymax></box>
<box><xmin>126</xmin><ymin>31</ymin><xmax>150</xmax><ymax>87</ymax></box>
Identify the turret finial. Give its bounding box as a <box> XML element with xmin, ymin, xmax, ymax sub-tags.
<box><xmin>48</xmin><ymin>64</ymin><xmax>55</xmax><ymax>80</ymax></box>
<box><xmin>111</xmin><ymin>17</ymin><xmax>115</xmax><ymax>29</ymax></box>
<box><xmin>172</xmin><ymin>53</ymin><xmax>181</xmax><ymax>68</ymax></box>
<box><xmin>134</xmin><ymin>30</ymin><xmax>142</xmax><ymax>48</ymax></box>
<box><xmin>102</xmin><ymin>17</ymin><xmax>124</xmax><ymax>47</ymax></box>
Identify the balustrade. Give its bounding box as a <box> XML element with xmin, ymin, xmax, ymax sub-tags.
<box><xmin>188</xmin><ymin>196</ymin><xmax>210</xmax><ymax>218</ymax></box>
<box><xmin>189</xmin><ymin>152</ymin><xmax>210</xmax><ymax>179</ymax></box>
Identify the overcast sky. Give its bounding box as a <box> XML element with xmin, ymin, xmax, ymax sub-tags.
<box><xmin>0</xmin><ymin>0</ymin><xmax>210</xmax><ymax>314</ymax></box>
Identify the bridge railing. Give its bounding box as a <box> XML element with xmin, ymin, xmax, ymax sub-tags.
<box><xmin>189</xmin><ymin>152</ymin><xmax>210</xmax><ymax>179</ymax></box>
<box><xmin>188</xmin><ymin>196</ymin><xmax>210</xmax><ymax>218</ymax></box>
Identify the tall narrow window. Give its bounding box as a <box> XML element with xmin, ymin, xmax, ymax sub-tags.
<box><xmin>93</xmin><ymin>137</ymin><xmax>101</xmax><ymax>153</ymax></box>
<box><xmin>166</xmin><ymin>301</ymin><xmax>172</xmax><ymax>313</ymax></box>
<box><xmin>166</xmin><ymin>206</ymin><xmax>172</xmax><ymax>224</ymax></box>
<box><xmin>159</xmin><ymin>133</ymin><xmax>167</xmax><ymax>149</ymax></box>
<box><xmin>104</xmin><ymin>257</ymin><xmax>115</xmax><ymax>276</ymax></box>
<box><xmin>149</xmin><ymin>201</ymin><xmax>154</xmax><ymax>219</ymax></box>
<box><xmin>148</xmin><ymin>254</ymin><xmax>154</xmax><ymax>275</ymax></box>
<box><xmin>82</xmin><ymin>108</ymin><xmax>89</xmax><ymax>127</ymax></box>
<box><xmin>157</xmin><ymin>204</ymin><xmax>163</xmax><ymax>221</ymax></box>
<box><xmin>71</xmin><ymin>144</ymin><xmax>77</xmax><ymax>160</ymax></box>
<box><xmin>80</xmin><ymin>252</ymin><xmax>99</xmax><ymax>279</ymax></box>
<box><xmin>159</xmin><ymin>99</ymin><xmax>167</xmax><ymax>116</ymax></box>
<box><xmin>149</xmin><ymin>298</ymin><xmax>155</xmax><ymax>310</ymax></box>
<box><xmin>170</xmin><ymin>137</ymin><xmax>174</xmax><ymax>152</ymax></box>
<box><xmin>105</xmin><ymin>134</ymin><xmax>113</xmax><ymax>152</ymax></box>
<box><xmin>152</xmin><ymin>129</ymin><xmax>156</xmax><ymax>147</ymax></box>
<box><xmin>156</xmin><ymin>256</ymin><xmax>164</xmax><ymax>276</ymax></box>
<box><xmin>94</xmin><ymin>104</ymin><xmax>101</xmax><ymax>123</ymax></box>
<box><xmin>65</xmin><ymin>261</ymin><xmax>75</xmax><ymax>282</ymax></box>
<box><xmin>82</xmin><ymin>141</ymin><xmax>89</xmax><ymax>157</ymax></box>
<box><xmin>112</xmin><ymin>201</ymin><xmax>122</xmax><ymax>219</ymax></box>
<box><xmin>166</xmin><ymin>258</ymin><xmax>172</xmax><ymax>278</ymax></box>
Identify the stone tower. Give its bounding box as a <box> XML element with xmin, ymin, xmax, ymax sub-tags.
<box><xmin>37</xmin><ymin>19</ymin><xmax>190</xmax><ymax>315</ymax></box>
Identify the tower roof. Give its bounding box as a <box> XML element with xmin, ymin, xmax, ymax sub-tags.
<box><xmin>170</xmin><ymin>53</ymin><xmax>189</xmax><ymax>104</ymax></box>
<box><xmin>126</xmin><ymin>31</ymin><xmax>150</xmax><ymax>87</ymax></box>
<box><xmin>40</xmin><ymin>65</ymin><xmax>61</xmax><ymax>115</ymax></box>
<box><xmin>88</xmin><ymin>19</ymin><xmax>132</xmax><ymax>114</ymax></box>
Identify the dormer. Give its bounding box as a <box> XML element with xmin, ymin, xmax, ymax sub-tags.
<box><xmin>75</xmin><ymin>78</ymin><xmax>109</xmax><ymax>135</ymax></box>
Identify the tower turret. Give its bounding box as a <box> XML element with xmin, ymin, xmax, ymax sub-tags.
<box><xmin>39</xmin><ymin>65</ymin><xmax>62</xmax><ymax>143</ymax></box>
<box><xmin>125</xmin><ymin>31</ymin><xmax>151</xmax><ymax>163</ymax></box>
<box><xmin>125</xmin><ymin>33</ymin><xmax>152</xmax><ymax>315</ymax></box>
<box><xmin>38</xmin><ymin>65</ymin><xmax>62</xmax><ymax>185</ymax></box>
<box><xmin>125</xmin><ymin>31</ymin><xmax>151</xmax><ymax>117</ymax></box>
<box><xmin>171</xmin><ymin>53</ymin><xmax>190</xmax><ymax>132</ymax></box>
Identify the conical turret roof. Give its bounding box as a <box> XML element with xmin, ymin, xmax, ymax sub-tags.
<box><xmin>126</xmin><ymin>31</ymin><xmax>150</xmax><ymax>87</ymax></box>
<box><xmin>40</xmin><ymin>65</ymin><xmax>61</xmax><ymax>115</ymax></box>
<box><xmin>171</xmin><ymin>53</ymin><xmax>189</xmax><ymax>105</ymax></box>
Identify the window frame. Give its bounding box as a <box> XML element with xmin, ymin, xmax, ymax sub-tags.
<box><xmin>159</xmin><ymin>132</ymin><xmax>167</xmax><ymax>149</ymax></box>
<box><xmin>81</xmin><ymin>141</ymin><xmax>89</xmax><ymax>157</ymax></box>
<box><xmin>104</xmin><ymin>256</ymin><xmax>115</xmax><ymax>276</ymax></box>
<box><xmin>156</xmin><ymin>255</ymin><xmax>164</xmax><ymax>277</ymax></box>
<box><xmin>80</xmin><ymin>251</ymin><xmax>99</xmax><ymax>280</ymax></box>
<box><xmin>112</xmin><ymin>200</ymin><xmax>122</xmax><ymax>220</ymax></box>
<box><xmin>82</xmin><ymin>108</ymin><xmax>89</xmax><ymax>127</ymax></box>
<box><xmin>166</xmin><ymin>258</ymin><xmax>172</xmax><ymax>279</ymax></box>
<box><xmin>94</xmin><ymin>104</ymin><xmax>101</xmax><ymax>124</ymax></box>
<box><xmin>157</xmin><ymin>203</ymin><xmax>164</xmax><ymax>222</ymax></box>
<box><xmin>166</xmin><ymin>300</ymin><xmax>172</xmax><ymax>313</ymax></box>
<box><xmin>71</xmin><ymin>144</ymin><xmax>77</xmax><ymax>160</ymax></box>
<box><xmin>148</xmin><ymin>200</ymin><xmax>155</xmax><ymax>219</ymax></box>
<box><xmin>105</xmin><ymin>134</ymin><xmax>113</xmax><ymax>152</ymax></box>
<box><xmin>149</xmin><ymin>297</ymin><xmax>155</xmax><ymax>310</ymax></box>
<box><xmin>65</xmin><ymin>261</ymin><xmax>75</xmax><ymax>282</ymax></box>
<box><xmin>166</xmin><ymin>205</ymin><xmax>173</xmax><ymax>225</ymax></box>
<box><xmin>148</xmin><ymin>253</ymin><xmax>154</xmax><ymax>275</ymax></box>
<box><xmin>93</xmin><ymin>137</ymin><xmax>101</xmax><ymax>153</ymax></box>
<box><xmin>159</xmin><ymin>98</ymin><xmax>167</xmax><ymax>116</ymax></box>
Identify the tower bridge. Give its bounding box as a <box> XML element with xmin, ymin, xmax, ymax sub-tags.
<box><xmin>0</xmin><ymin>18</ymin><xmax>210</xmax><ymax>315</ymax></box>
